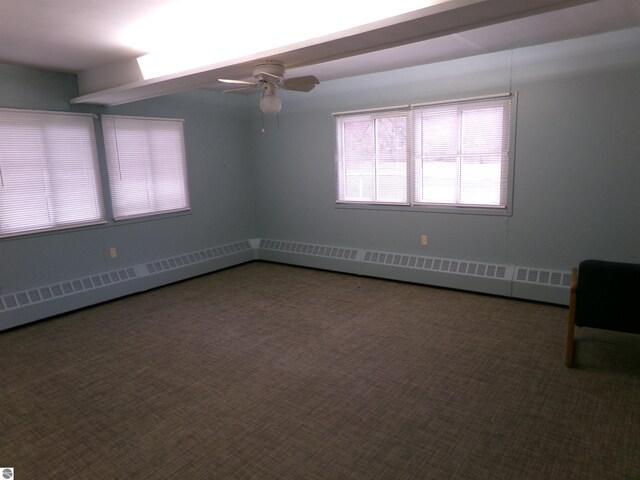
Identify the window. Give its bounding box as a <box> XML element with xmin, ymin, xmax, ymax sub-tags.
<box><xmin>102</xmin><ymin>115</ymin><xmax>190</xmax><ymax>221</ymax></box>
<box><xmin>0</xmin><ymin>108</ymin><xmax>105</xmax><ymax>238</ymax></box>
<box><xmin>335</xmin><ymin>95</ymin><xmax>513</xmax><ymax>211</ymax></box>
<box><xmin>335</xmin><ymin>111</ymin><xmax>409</xmax><ymax>204</ymax></box>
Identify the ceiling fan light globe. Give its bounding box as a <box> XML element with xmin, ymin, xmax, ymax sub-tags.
<box><xmin>260</xmin><ymin>93</ymin><xmax>282</xmax><ymax>116</ymax></box>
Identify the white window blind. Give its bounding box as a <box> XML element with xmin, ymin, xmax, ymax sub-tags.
<box><xmin>0</xmin><ymin>108</ymin><xmax>105</xmax><ymax>238</ymax></box>
<box><xmin>335</xmin><ymin>112</ymin><xmax>409</xmax><ymax>204</ymax></box>
<box><xmin>334</xmin><ymin>95</ymin><xmax>512</xmax><ymax>211</ymax></box>
<box><xmin>412</xmin><ymin>97</ymin><xmax>511</xmax><ymax>207</ymax></box>
<box><xmin>102</xmin><ymin>115</ymin><xmax>190</xmax><ymax>220</ymax></box>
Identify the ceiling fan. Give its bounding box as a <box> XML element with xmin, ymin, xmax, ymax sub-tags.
<box><xmin>219</xmin><ymin>61</ymin><xmax>319</xmax><ymax>116</ymax></box>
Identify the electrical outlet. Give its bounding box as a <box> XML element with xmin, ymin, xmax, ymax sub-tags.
<box><xmin>109</xmin><ymin>247</ymin><xmax>118</xmax><ymax>259</ymax></box>
<box><xmin>420</xmin><ymin>235</ymin><xmax>428</xmax><ymax>246</ymax></box>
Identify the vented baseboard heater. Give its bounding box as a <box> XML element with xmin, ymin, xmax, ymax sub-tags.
<box><xmin>257</xmin><ymin>238</ymin><xmax>571</xmax><ymax>305</ymax></box>
<box><xmin>0</xmin><ymin>237</ymin><xmax>571</xmax><ymax>332</ymax></box>
<box><xmin>0</xmin><ymin>240</ymin><xmax>255</xmax><ymax>331</ymax></box>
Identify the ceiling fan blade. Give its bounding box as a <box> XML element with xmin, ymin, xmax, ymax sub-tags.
<box><xmin>219</xmin><ymin>78</ymin><xmax>257</xmax><ymax>85</ymax></box>
<box><xmin>282</xmin><ymin>75</ymin><xmax>319</xmax><ymax>92</ymax></box>
<box><xmin>223</xmin><ymin>85</ymin><xmax>261</xmax><ymax>94</ymax></box>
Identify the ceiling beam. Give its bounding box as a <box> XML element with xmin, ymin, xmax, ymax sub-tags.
<box><xmin>72</xmin><ymin>0</ymin><xmax>599</xmax><ymax>106</ymax></box>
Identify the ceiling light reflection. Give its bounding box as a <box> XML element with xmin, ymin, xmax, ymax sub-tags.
<box><xmin>123</xmin><ymin>0</ymin><xmax>439</xmax><ymax>80</ymax></box>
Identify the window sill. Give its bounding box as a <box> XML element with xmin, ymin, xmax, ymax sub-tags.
<box><xmin>335</xmin><ymin>202</ymin><xmax>512</xmax><ymax>217</ymax></box>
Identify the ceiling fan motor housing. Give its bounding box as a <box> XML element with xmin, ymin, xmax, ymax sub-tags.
<box><xmin>253</xmin><ymin>61</ymin><xmax>285</xmax><ymax>81</ymax></box>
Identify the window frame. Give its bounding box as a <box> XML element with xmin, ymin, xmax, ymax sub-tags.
<box><xmin>0</xmin><ymin>108</ymin><xmax>106</xmax><ymax>239</ymax></box>
<box><xmin>335</xmin><ymin>108</ymin><xmax>410</xmax><ymax>205</ymax></box>
<box><xmin>334</xmin><ymin>93</ymin><xmax>517</xmax><ymax>216</ymax></box>
<box><xmin>101</xmin><ymin>115</ymin><xmax>191</xmax><ymax>222</ymax></box>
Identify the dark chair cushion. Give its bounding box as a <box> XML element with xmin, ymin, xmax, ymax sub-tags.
<box><xmin>575</xmin><ymin>259</ymin><xmax>640</xmax><ymax>334</ymax></box>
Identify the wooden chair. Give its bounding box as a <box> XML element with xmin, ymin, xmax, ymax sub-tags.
<box><xmin>565</xmin><ymin>259</ymin><xmax>640</xmax><ymax>367</ymax></box>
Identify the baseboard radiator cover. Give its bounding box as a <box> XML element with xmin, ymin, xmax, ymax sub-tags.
<box><xmin>1</xmin><ymin>238</ymin><xmax>571</xmax><ymax>332</ymax></box>
<box><xmin>0</xmin><ymin>240</ymin><xmax>254</xmax><ymax>331</ymax></box>
<box><xmin>361</xmin><ymin>249</ymin><xmax>513</xmax><ymax>297</ymax></box>
<box><xmin>257</xmin><ymin>239</ymin><xmax>363</xmax><ymax>275</ymax></box>
<box><xmin>256</xmin><ymin>238</ymin><xmax>570</xmax><ymax>305</ymax></box>
<box><xmin>512</xmin><ymin>266</ymin><xmax>573</xmax><ymax>305</ymax></box>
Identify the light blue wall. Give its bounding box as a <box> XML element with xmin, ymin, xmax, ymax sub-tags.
<box><xmin>249</xmin><ymin>28</ymin><xmax>640</xmax><ymax>270</ymax></box>
<box><xmin>1</xmin><ymin>27</ymin><xmax>639</xmax><ymax>317</ymax></box>
<box><xmin>0</xmin><ymin>65</ymin><xmax>255</xmax><ymax>296</ymax></box>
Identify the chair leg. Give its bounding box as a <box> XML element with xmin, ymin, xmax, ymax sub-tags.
<box><xmin>565</xmin><ymin>267</ymin><xmax>578</xmax><ymax>367</ymax></box>
<box><xmin>565</xmin><ymin>316</ymin><xmax>575</xmax><ymax>367</ymax></box>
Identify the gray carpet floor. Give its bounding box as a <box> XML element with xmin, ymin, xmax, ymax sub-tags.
<box><xmin>0</xmin><ymin>261</ymin><xmax>638</xmax><ymax>479</ymax></box>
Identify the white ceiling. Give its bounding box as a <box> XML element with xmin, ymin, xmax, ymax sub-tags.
<box><xmin>0</xmin><ymin>0</ymin><xmax>638</xmax><ymax>105</ymax></box>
